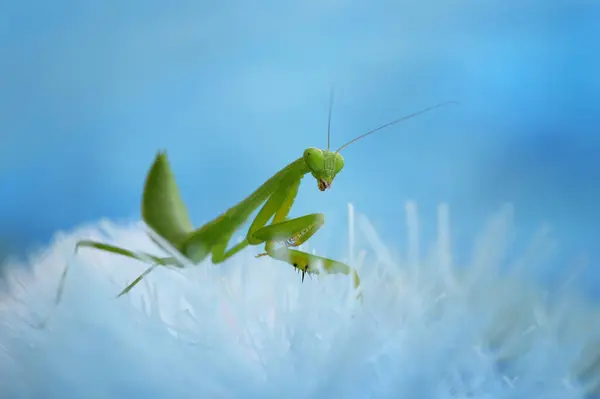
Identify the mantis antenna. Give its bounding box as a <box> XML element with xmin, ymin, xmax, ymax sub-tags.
<box><xmin>327</xmin><ymin>85</ymin><xmax>335</xmax><ymax>150</ymax></box>
<box><xmin>335</xmin><ymin>100</ymin><xmax>459</xmax><ymax>153</ymax></box>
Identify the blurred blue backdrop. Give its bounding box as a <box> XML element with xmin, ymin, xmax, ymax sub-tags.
<box><xmin>1</xmin><ymin>1</ymin><xmax>599</xmax><ymax>293</ymax></box>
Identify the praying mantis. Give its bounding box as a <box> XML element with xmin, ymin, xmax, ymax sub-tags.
<box><xmin>73</xmin><ymin>94</ymin><xmax>456</xmax><ymax>298</ymax></box>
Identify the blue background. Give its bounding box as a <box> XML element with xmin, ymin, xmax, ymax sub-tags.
<box><xmin>2</xmin><ymin>0</ymin><xmax>599</xmax><ymax>293</ymax></box>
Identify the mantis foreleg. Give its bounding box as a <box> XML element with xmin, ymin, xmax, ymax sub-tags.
<box><xmin>247</xmin><ymin>176</ymin><xmax>360</xmax><ymax>287</ymax></box>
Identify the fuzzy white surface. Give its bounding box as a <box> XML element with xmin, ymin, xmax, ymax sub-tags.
<box><xmin>1</xmin><ymin>203</ymin><xmax>599</xmax><ymax>399</ymax></box>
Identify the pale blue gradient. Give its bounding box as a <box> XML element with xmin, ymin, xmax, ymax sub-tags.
<box><xmin>1</xmin><ymin>0</ymin><xmax>600</xmax><ymax>298</ymax></box>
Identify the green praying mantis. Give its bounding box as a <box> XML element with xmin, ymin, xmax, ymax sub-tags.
<box><xmin>72</xmin><ymin>94</ymin><xmax>457</xmax><ymax>298</ymax></box>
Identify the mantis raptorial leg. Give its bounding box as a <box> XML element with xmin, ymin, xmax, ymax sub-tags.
<box><xmin>70</xmin><ymin>97</ymin><xmax>457</xmax><ymax>298</ymax></box>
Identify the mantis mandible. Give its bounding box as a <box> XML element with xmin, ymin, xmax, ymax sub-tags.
<box><xmin>73</xmin><ymin>94</ymin><xmax>456</xmax><ymax>298</ymax></box>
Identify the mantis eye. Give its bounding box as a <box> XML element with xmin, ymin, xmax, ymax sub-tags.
<box><xmin>303</xmin><ymin>147</ymin><xmax>325</xmax><ymax>172</ymax></box>
<box><xmin>334</xmin><ymin>153</ymin><xmax>344</xmax><ymax>174</ymax></box>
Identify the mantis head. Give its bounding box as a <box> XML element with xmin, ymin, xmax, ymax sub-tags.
<box><xmin>303</xmin><ymin>148</ymin><xmax>344</xmax><ymax>191</ymax></box>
